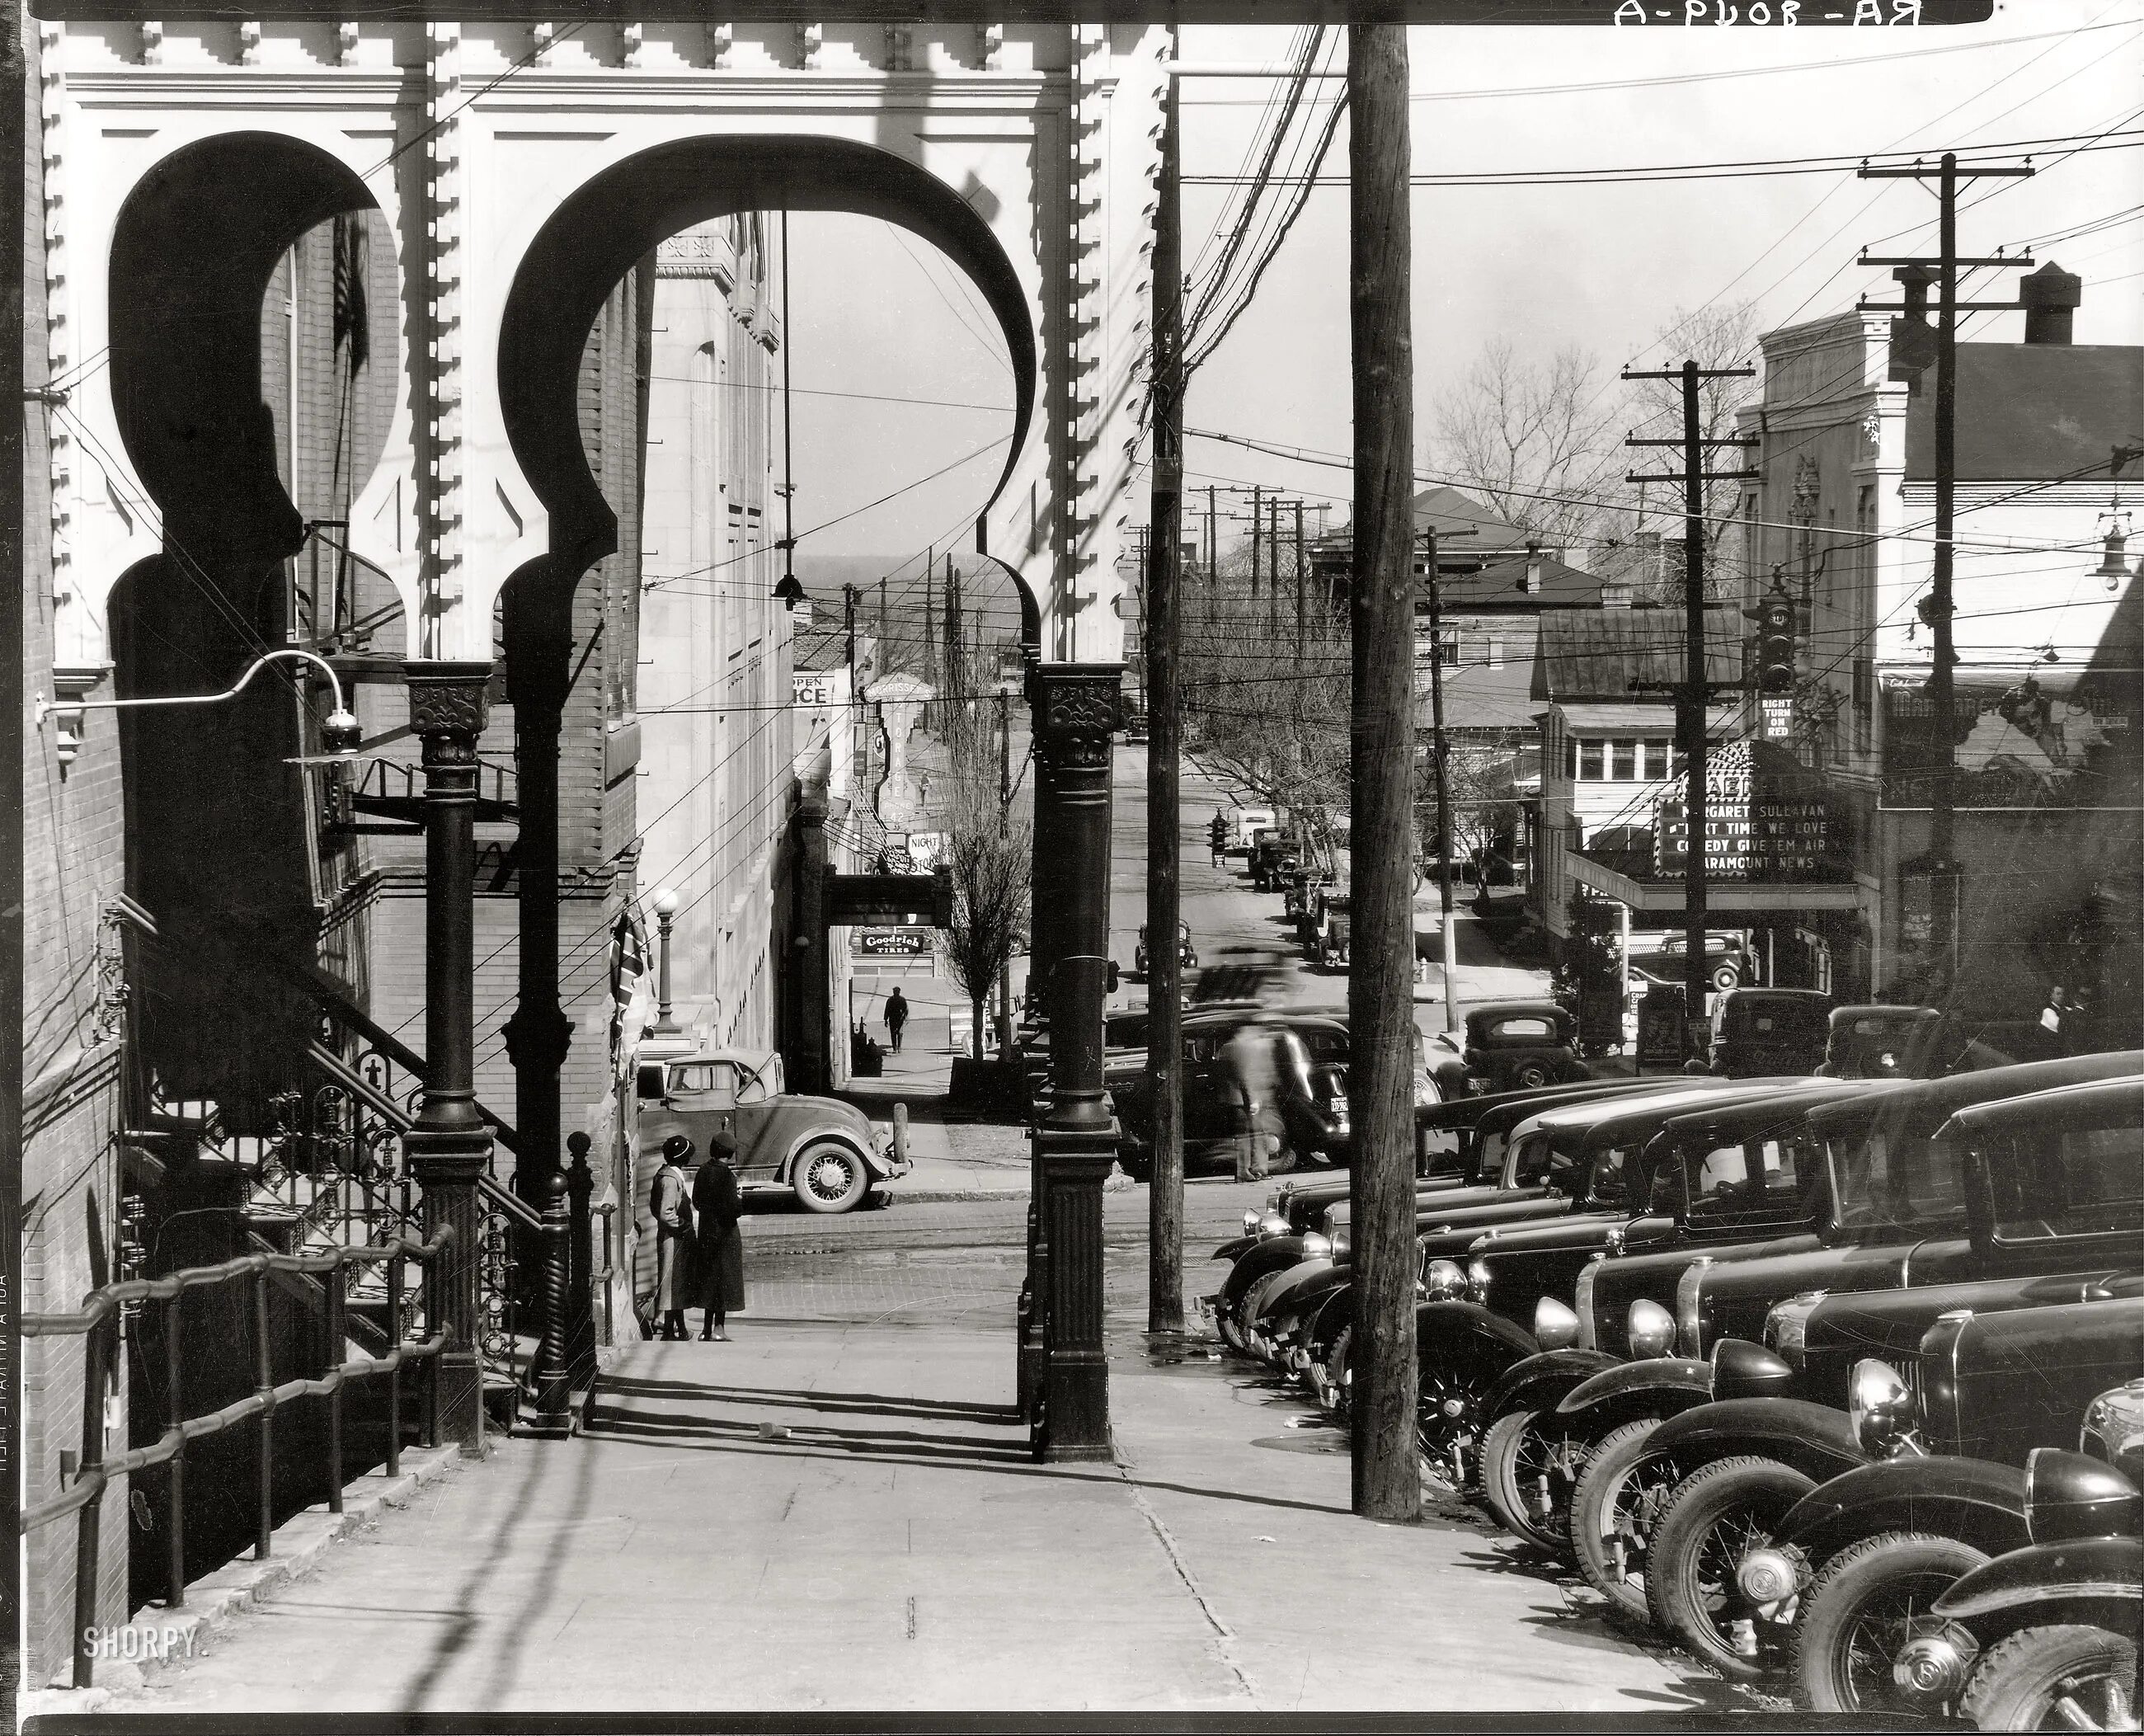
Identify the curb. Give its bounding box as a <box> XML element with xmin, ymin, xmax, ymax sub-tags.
<box><xmin>26</xmin><ymin>1443</ymin><xmax>464</xmax><ymax>1711</ymax></box>
<box><xmin>882</xmin><ymin>1186</ymin><xmax>1032</xmax><ymax>1205</ymax></box>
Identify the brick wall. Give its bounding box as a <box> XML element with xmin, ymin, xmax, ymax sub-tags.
<box><xmin>22</xmin><ymin>18</ymin><xmax>131</xmax><ymax>1684</ymax></box>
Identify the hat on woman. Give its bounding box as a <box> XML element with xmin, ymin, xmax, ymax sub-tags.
<box><xmin>661</xmin><ymin>1134</ymin><xmax>694</xmax><ymax>1164</ymax></box>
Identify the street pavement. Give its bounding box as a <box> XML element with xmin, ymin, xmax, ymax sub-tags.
<box><xmin>91</xmin><ymin>1183</ymin><xmax>1742</xmax><ymax>1715</ymax></box>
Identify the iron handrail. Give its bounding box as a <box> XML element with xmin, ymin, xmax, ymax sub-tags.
<box><xmin>21</xmin><ymin>1226</ymin><xmax>452</xmax><ymax>1690</ymax></box>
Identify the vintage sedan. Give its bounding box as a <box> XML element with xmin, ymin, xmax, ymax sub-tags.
<box><xmin>1703</xmin><ymin>988</ymin><xmax>1836</xmax><ymax>1077</ymax></box>
<box><xmin>1895</xmin><ymin>1391</ymin><xmax>2144</xmax><ymax>1730</ymax></box>
<box><xmin>1425</xmin><ymin>1001</ymin><xmax>1589</xmax><ymax>1098</ymax></box>
<box><xmin>1554</xmin><ymin>1060</ymin><xmax>2144</xmax><ymax>1625</ymax></box>
<box><xmin>635</xmin><ymin>1048</ymin><xmax>905</xmax><ymax>1214</ymax></box>
<box><xmin>1114</xmin><ymin>1007</ymin><xmax>1358</xmax><ymax>1177</ymax></box>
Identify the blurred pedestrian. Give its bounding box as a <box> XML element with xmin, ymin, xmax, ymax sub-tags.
<box><xmin>650</xmin><ymin>1134</ymin><xmax>695</xmax><ymax>1341</ymax></box>
<box><xmin>1225</xmin><ymin>1011</ymin><xmax>1286</xmax><ymax>1182</ymax></box>
<box><xmin>690</xmin><ymin>1146</ymin><xmax>746</xmax><ymax>1340</ymax></box>
<box><xmin>885</xmin><ymin>986</ymin><xmax>909</xmax><ymax>1053</ymax></box>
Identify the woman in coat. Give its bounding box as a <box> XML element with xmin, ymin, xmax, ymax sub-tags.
<box><xmin>690</xmin><ymin>1146</ymin><xmax>746</xmax><ymax>1340</ymax></box>
<box><xmin>651</xmin><ymin>1134</ymin><xmax>694</xmax><ymax>1341</ymax></box>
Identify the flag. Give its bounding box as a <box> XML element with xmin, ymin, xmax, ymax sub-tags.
<box><xmin>609</xmin><ymin>908</ymin><xmax>650</xmax><ymax>1067</ymax></box>
<box><xmin>333</xmin><ymin>213</ymin><xmax>369</xmax><ymax>374</ymax></box>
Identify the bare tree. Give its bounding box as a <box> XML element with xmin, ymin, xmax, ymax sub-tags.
<box><xmin>1427</xmin><ymin>339</ymin><xmax>1625</xmax><ymax>555</ymax></box>
<box><xmin>939</xmin><ymin>698</ymin><xmax>1028</xmax><ymax>1061</ymax></box>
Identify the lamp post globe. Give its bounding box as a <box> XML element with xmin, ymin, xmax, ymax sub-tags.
<box><xmin>651</xmin><ymin>887</ymin><xmax>683</xmax><ymax>1034</ymax></box>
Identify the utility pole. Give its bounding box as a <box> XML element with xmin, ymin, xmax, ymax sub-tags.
<box><xmin>1347</xmin><ymin>21</ymin><xmax>1419</xmax><ymax>1527</ymax></box>
<box><xmin>1420</xmin><ymin>525</ymin><xmax>1474</xmax><ymax>1035</ymax></box>
<box><xmin>1294</xmin><ymin>499</ymin><xmax>1309</xmax><ymax>657</ymax></box>
<box><xmin>878</xmin><ymin>576</ymin><xmax>888</xmax><ymax>675</ymax></box>
<box><xmin>1624</xmin><ymin>360</ymin><xmax>1757</xmax><ymax>1052</ymax></box>
<box><xmin>1857</xmin><ymin>152</ymin><xmax>2034</xmax><ymax>995</ymax></box>
<box><xmin>924</xmin><ymin>552</ymin><xmax>938</xmax><ymax>689</ymax></box>
<box><xmin>1206</xmin><ymin>486</ymin><xmax>1217</xmax><ymax>596</ymax></box>
<box><xmin>844</xmin><ymin>582</ymin><xmax>858</xmax><ymax>678</ymax></box>
<box><xmin>1250</xmin><ymin>483</ymin><xmax>1263</xmax><ymax>603</ymax></box>
<box><xmin>1145</xmin><ymin>34</ymin><xmax>1187</xmax><ymax>1338</ymax></box>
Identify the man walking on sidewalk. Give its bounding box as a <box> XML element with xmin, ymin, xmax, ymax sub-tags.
<box><xmin>1224</xmin><ymin>1009</ymin><xmax>1285</xmax><ymax>1182</ymax></box>
<box><xmin>885</xmin><ymin>986</ymin><xmax>910</xmax><ymax>1054</ymax></box>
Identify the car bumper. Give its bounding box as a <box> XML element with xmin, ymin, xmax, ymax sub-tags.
<box><xmin>867</xmin><ymin>1130</ymin><xmax>911</xmax><ymax>1180</ymax></box>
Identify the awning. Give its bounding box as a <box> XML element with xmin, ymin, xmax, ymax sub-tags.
<box><xmin>1554</xmin><ymin>703</ymin><xmax>1739</xmax><ymax>733</ymax></box>
<box><xmin>1567</xmin><ymin>852</ymin><xmax>1867</xmax><ymax>913</ymax></box>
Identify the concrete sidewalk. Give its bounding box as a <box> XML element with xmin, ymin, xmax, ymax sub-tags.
<box><xmin>87</xmin><ymin>1304</ymin><xmax>1739</xmax><ymax>1716</ymax></box>
<box><xmin>837</xmin><ymin>1044</ymin><xmax>1033</xmax><ymax>1203</ymax></box>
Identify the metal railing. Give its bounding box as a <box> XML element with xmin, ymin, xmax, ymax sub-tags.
<box><xmin>19</xmin><ymin>1226</ymin><xmax>453</xmax><ymax>1689</ymax></box>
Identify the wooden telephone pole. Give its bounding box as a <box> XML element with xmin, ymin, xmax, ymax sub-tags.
<box><xmin>1857</xmin><ymin>152</ymin><xmax>2034</xmax><ymax>995</ymax></box>
<box><xmin>1145</xmin><ymin>33</ymin><xmax>1186</xmax><ymax>1337</ymax></box>
<box><xmin>1347</xmin><ymin>22</ymin><xmax>1419</xmax><ymax>1526</ymax></box>
<box><xmin>1624</xmin><ymin>361</ymin><xmax>1756</xmax><ymax>1047</ymax></box>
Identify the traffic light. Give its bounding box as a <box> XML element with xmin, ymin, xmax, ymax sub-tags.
<box><xmin>1747</xmin><ymin>584</ymin><xmax>1798</xmax><ymax>694</ymax></box>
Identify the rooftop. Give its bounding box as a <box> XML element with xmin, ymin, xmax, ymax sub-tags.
<box><xmin>1903</xmin><ymin>344</ymin><xmax>2144</xmax><ymax>482</ymax></box>
<box><xmin>1535</xmin><ymin>607</ymin><xmax>1743</xmax><ymax>702</ymax></box>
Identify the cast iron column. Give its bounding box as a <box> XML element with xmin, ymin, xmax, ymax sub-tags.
<box><xmin>403</xmin><ymin>661</ymin><xmax>497</xmax><ymax>1456</ymax></box>
<box><xmin>1018</xmin><ymin>654</ymin><xmax>1061</xmax><ymax>1424</ymax></box>
<box><xmin>1028</xmin><ymin>661</ymin><xmax>1122</xmax><ymax>1462</ymax></box>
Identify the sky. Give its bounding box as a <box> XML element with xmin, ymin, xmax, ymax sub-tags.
<box><xmin>778</xmin><ymin>1</ymin><xmax>2142</xmax><ymax>578</ymax></box>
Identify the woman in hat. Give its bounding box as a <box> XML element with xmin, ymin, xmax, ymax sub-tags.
<box><xmin>651</xmin><ymin>1133</ymin><xmax>695</xmax><ymax>1342</ymax></box>
<box><xmin>690</xmin><ymin>1142</ymin><xmax>746</xmax><ymax>1340</ymax></box>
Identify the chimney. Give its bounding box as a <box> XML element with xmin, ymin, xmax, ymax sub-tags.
<box><xmin>1521</xmin><ymin>539</ymin><xmax>1544</xmax><ymax>596</ymax></box>
<box><xmin>1888</xmin><ymin>264</ymin><xmax>1939</xmax><ymax>388</ymax></box>
<box><xmin>2020</xmin><ymin>261</ymin><xmax>2082</xmax><ymax>345</ymax></box>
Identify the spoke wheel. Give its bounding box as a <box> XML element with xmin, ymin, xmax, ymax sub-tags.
<box><xmin>1483</xmin><ymin>1409</ymin><xmax>1585</xmax><ymax>1555</ymax></box>
<box><xmin>1793</xmin><ymin>1531</ymin><xmax>1988</xmax><ymax>1715</ymax></box>
<box><xmin>1645</xmin><ymin>1455</ymin><xmax>1815</xmax><ymax>1680</ymax></box>
<box><xmin>792</xmin><ymin>1143</ymin><xmax>867</xmax><ymax>1214</ymax></box>
<box><xmin>1963</xmin><ymin>1628</ymin><xmax>2140</xmax><ymax>1733</ymax></box>
<box><xmin>1569</xmin><ymin>1418</ymin><xmax>1676</xmax><ymax>1621</ymax></box>
<box><xmin>1416</xmin><ymin>1356</ymin><xmax>1497</xmax><ymax>1490</ymax></box>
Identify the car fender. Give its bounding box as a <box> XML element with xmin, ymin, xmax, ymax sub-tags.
<box><xmin>778</xmin><ymin>1127</ymin><xmax>880</xmax><ymax>1184</ymax></box>
<box><xmin>1554</xmin><ymin>1358</ymin><xmax>1714</xmax><ymax>1437</ymax></box>
<box><xmin>1213</xmin><ymin>1236</ymin><xmax>1257</xmax><ymax>1263</ymax></box>
<box><xmin>1775</xmin><ymin>1456</ymin><xmax>2030</xmax><ymax>1566</ymax></box>
<box><xmin>1934</xmin><ymin>1536</ymin><xmax>2144</xmax><ymax>1624</ymax></box>
<box><xmin>1645</xmin><ymin>1397</ymin><xmax>1874</xmax><ymax>1484</ymax></box>
<box><xmin>1220</xmin><ymin>1236</ymin><xmax>1307</xmax><ymax>1313</ymax></box>
<box><xmin>1415</xmin><ymin>1300</ymin><xmax>1538</xmax><ymax>1371</ymax></box>
<box><xmin>1483</xmin><ymin>1348</ymin><xmax>1624</xmax><ymax>1425</ymax></box>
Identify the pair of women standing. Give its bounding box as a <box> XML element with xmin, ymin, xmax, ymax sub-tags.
<box><xmin>650</xmin><ymin>1133</ymin><xmax>747</xmax><ymax>1342</ymax></box>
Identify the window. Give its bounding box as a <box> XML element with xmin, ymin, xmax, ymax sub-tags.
<box><xmin>1567</xmin><ymin>737</ymin><xmax>1580</xmax><ymax>782</ymax></box>
<box><xmin>1436</xmin><ymin>632</ymin><xmax>1460</xmax><ymax>666</ymax></box>
<box><xmin>1989</xmin><ymin>1124</ymin><xmax>2144</xmax><ymax>1243</ymax></box>
<box><xmin>1610</xmin><ymin>741</ymin><xmax>1638</xmax><ymax>781</ymax></box>
<box><xmin>1685</xmin><ymin>1135</ymin><xmax>1817</xmax><ymax>1225</ymax></box>
<box><xmin>1829</xmin><ymin>1127</ymin><xmax>1968</xmax><ymax>1233</ymax></box>
<box><xmin>1578</xmin><ymin>741</ymin><xmax>1605</xmax><ymax>781</ymax></box>
<box><xmin>670</xmin><ymin>1062</ymin><xmax>737</xmax><ymax>1098</ymax></box>
<box><xmin>1488</xmin><ymin>1015</ymin><xmax>1559</xmax><ymax>1041</ymax></box>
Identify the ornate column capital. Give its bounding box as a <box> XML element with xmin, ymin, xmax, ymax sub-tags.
<box><xmin>404</xmin><ymin>661</ymin><xmax>492</xmax><ymax>764</ymax></box>
<box><xmin>1027</xmin><ymin>661</ymin><xmax>1123</xmax><ymax>771</ymax></box>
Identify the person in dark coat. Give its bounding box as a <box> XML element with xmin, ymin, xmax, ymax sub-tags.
<box><xmin>690</xmin><ymin>1148</ymin><xmax>746</xmax><ymax>1341</ymax></box>
<box><xmin>884</xmin><ymin>986</ymin><xmax>909</xmax><ymax>1053</ymax></box>
<box><xmin>651</xmin><ymin>1134</ymin><xmax>694</xmax><ymax>1341</ymax></box>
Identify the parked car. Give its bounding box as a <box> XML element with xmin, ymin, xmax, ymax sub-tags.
<box><xmin>1815</xmin><ymin>1004</ymin><xmax>1945</xmax><ymax>1080</ymax></box>
<box><xmin>1314</xmin><ymin>897</ymin><xmax>1352</xmax><ymax>967</ymax></box>
<box><xmin>1112</xmin><ymin>1006</ymin><xmax>1354</xmax><ymax>1177</ymax></box>
<box><xmin>1548</xmin><ymin>1055</ymin><xmax>2143</xmax><ymax>1623</ymax></box>
<box><xmin>1425</xmin><ymin>1001</ymin><xmax>1590</xmax><ymax>1098</ymax></box>
<box><xmin>636</xmin><ymin>1049</ymin><xmax>905</xmax><ymax>1214</ymax></box>
<box><xmin>1228</xmin><ymin>805</ymin><xmax>1276</xmax><ymax>853</ymax></box>
<box><xmin>1895</xmin><ymin>1390</ymin><xmax>2143</xmax><ymax>1729</ymax></box>
<box><xmin>1249</xmin><ymin>831</ymin><xmax>1300</xmax><ymax>893</ymax></box>
<box><xmin>1573</xmin><ymin>1075</ymin><xmax>2144</xmax><ymax>1672</ymax></box>
<box><xmin>1625</xmin><ymin>929</ymin><xmax>1751</xmax><ymax>995</ymax></box>
<box><xmin>1635</xmin><ymin>1287</ymin><xmax>2144</xmax><ymax>1687</ymax></box>
<box><xmin>1282</xmin><ymin>868</ymin><xmax>1329</xmax><ymax>925</ymax></box>
<box><xmin>1132</xmin><ymin>922</ymin><xmax>1196</xmax><ymax>978</ymax></box>
<box><xmin>1704</xmin><ymin>987</ymin><xmax>1836</xmax><ymax>1076</ymax></box>
<box><xmin>1768</xmin><ymin>1349</ymin><xmax>2144</xmax><ymax>1715</ymax></box>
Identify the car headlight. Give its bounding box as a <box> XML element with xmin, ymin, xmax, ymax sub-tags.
<box><xmin>1332</xmin><ymin>1230</ymin><xmax>1352</xmax><ymax>1264</ymax></box>
<box><xmin>1533</xmin><ymin>1296</ymin><xmax>1580</xmax><ymax>1352</ymax></box>
<box><xmin>1243</xmin><ymin>1210</ymin><xmax>1262</xmax><ymax>1238</ymax></box>
<box><xmin>1257</xmin><ymin>1213</ymin><xmax>1287</xmax><ymax>1240</ymax></box>
<box><xmin>1301</xmin><ymin>1233</ymin><xmax>1333</xmax><ymax>1262</ymax></box>
<box><xmin>1764</xmin><ymin>1291</ymin><xmax>1829</xmax><ymax>1369</ymax></box>
<box><xmin>1422</xmin><ymin>1258</ymin><xmax>1469</xmax><ymax>1301</ymax></box>
<box><xmin>1848</xmin><ymin>1358</ymin><xmax>1916</xmax><ymax>1456</ymax></box>
<box><xmin>1466</xmin><ymin>1258</ymin><xmax>1493</xmax><ymax>1304</ymax></box>
<box><xmin>1627</xmin><ymin>1298</ymin><xmax>1676</xmax><ymax>1360</ymax></box>
<box><xmin>1675</xmin><ymin>1256</ymin><xmax>1715</xmax><ymax>1357</ymax></box>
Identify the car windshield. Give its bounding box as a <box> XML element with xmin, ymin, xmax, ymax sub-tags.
<box><xmin>1682</xmin><ymin>1131</ymin><xmax>1817</xmax><ymax>1225</ymax></box>
<box><xmin>1985</xmin><ymin>1122</ymin><xmax>2144</xmax><ymax>1244</ymax></box>
<box><xmin>1578</xmin><ymin>1144</ymin><xmax>1634</xmax><ymax>1209</ymax></box>
<box><xmin>1827</xmin><ymin>1121</ymin><xmax>1968</xmax><ymax>1234</ymax></box>
<box><xmin>1508</xmin><ymin>1129</ymin><xmax>1559</xmax><ymax>1186</ymax></box>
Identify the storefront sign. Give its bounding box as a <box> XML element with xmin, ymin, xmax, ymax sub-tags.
<box><xmin>1880</xmin><ymin>670</ymin><xmax>2142</xmax><ymax>811</ymax></box>
<box><xmin>852</xmin><ymin>929</ymin><xmax>929</xmax><ymax>958</ymax></box>
<box><xmin>1653</xmin><ymin>740</ymin><xmax>1850</xmax><ymax>882</ymax></box>
<box><xmin>792</xmin><ymin>672</ymin><xmax>839</xmax><ymax>708</ymax></box>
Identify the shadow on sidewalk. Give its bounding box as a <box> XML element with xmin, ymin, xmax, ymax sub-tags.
<box><xmin>599</xmin><ymin>1373</ymin><xmax>1017</xmax><ymax>1426</ymax></box>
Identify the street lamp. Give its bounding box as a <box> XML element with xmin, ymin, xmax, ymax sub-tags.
<box><xmin>650</xmin><ymin>886</ymin><xmax>683</xmax><ymax>1035</ymax></box>
<box><xmin>33</xmin><ymin>648</ymin><xmax>363</xmax><ymax>767</ymax></box>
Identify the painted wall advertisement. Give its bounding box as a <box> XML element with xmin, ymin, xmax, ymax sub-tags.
<box><xmin>1653</xmin><ymin>739</ymin><xmax>1850</xmax><ymax>882</ymax></box>
<box><xmin>1880</xmin><ymin>668</ymin><xmax>2142</xmax><ymax>811</ymax></box>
